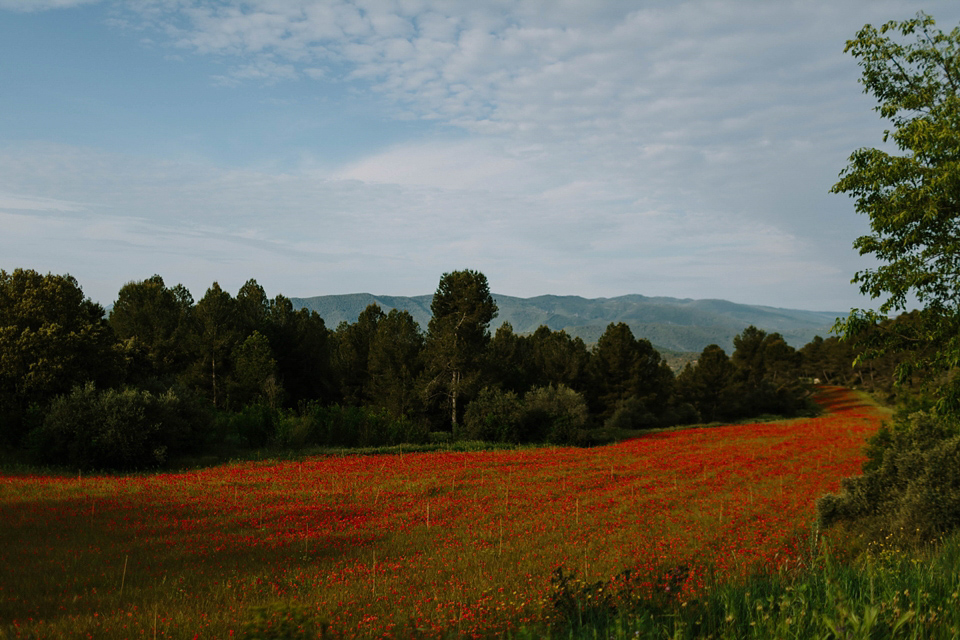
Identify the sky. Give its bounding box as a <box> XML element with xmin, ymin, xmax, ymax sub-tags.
<box><xmin>2</xmin><ymin>1</ymin><xmax>958</xmax><ymax>312</ymax></box>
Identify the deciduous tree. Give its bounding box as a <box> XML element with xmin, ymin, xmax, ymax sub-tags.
<box><xmin>110</xmin><ymin>275</ymin><xmax>193</xmax><ymax>381</ymax></box>
<box><xmin>831</xmin><ymin>12</ymin><xmax>960</xmax><ymax>413</ymax></box>
<box><xmin>0</xmin><ymin>269</ymin><xmax>119</xmax><ymax>443</ymax></box>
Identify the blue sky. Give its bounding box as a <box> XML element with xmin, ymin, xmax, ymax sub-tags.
<box><xmin>2</xmin><ymin>1</ymin><xmax>957</xmax><ymax>311</ymax></box>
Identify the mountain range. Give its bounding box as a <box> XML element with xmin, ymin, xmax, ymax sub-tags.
<box><xmin>290</xmin><ymin>293</ymin><xmax>843</xmax><ymax>356</ymax></box>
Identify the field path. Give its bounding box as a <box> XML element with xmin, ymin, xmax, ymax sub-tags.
<box><xmin>0</xmin><ymin>386</ymin><xmax>889</xmax><ymax>638</ymax></box>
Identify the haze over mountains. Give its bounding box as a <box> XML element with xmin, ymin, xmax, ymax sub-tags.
<box><xmin>291</xmin><ymin>293</ymin><xmax>843</xmax><ymax>355</ymax></box>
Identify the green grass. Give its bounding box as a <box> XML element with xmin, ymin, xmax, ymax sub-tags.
<box><xmin>533</xmin><ymin>529</ymin><xmax>960</xmax><ymax>639</ymax></box>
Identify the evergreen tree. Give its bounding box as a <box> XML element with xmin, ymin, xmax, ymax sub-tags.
<box><xmin>588</xmin><ymin>322</ymin><xmax>674</xmax><ymax>426</ymax></box>
<box><xmin>190</xmin><ymin>282</ymin><xmax>239</xmax><ymax>408</ymax></box>
<box><xmin>423</xmin><ymin>270</ymin><xmax>498</xmax><ymax>429</ymax></box>
<box><xmin>334</xmin><ymin>303</ymin><xmax>385</xmax><ymax>406</ymax></box>
<box><xmin>368</xmin><ymin>309</ymin><xmax>424</xmax><ymax>418</ymax></box>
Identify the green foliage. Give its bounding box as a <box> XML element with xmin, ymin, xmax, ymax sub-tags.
<box><xmin>235</xmin><ymin>278</ymin><xmax>270</xmax><ymax>337</ymax></box>
<box><xmin>152</xmin><ymin>384</ymin><xmax>215</xmax><ymax>455</ymax></box>
<box><xmin>0</xmin><ymin>269</ymin><xmax>120</xmax><ymax>444</ymax></box>
<box><xmin>486</xmin><ymin>322</ymin><xmax>529</xmax><ymax>393</ymax></box>
<box><xmin>677</xmin><ymin>330</ymin><xmax>805</xmax><ymax>424</ymax></box>
<box><xmin>818</xmin><ymin>411</ymin><xmax>960</xmax><ymax>540</ymax></box>
<box><xmin>823</xmin><ymin>12</ymin><xmax>960</xmax><ymax>544</ymax></box>
<box><xmin>222</xmin><ymin>403</ymin><xmax>282</xmax><ymax>448</ymax></box>
<box><xmin>110</xmin><ymin>275</ymin><xmax>193</xmax><ymax>382</ymax></box>
<box><xmin>588</xmin><ymin>323</ymin><xmax>675</xmax><ymax>425</ymax></box>
<box><xmin>676</xmin><ymin>344</ymin><xmax>738</xmax><ymax>422</ymax></box>
<box><xmin>524</xmin><ymin>384</ymin><xmax>589</xmax><ymax>443</ymax></box>
<box><xmin>367</xmin><ymin>308</ymin><xmax>424</xmax><ymax>417</ymax></box>
<box><xmin>27</xmin><ymin>383</ymin><xmax>164</xmax><ymax>470</ymax></box>
<box><xmin>26</xmin><ymin>382</ymin><xmax>213</xmax><ymax>470</ymax></box>
<box><xmin>461</xmin><ymin>387</ymin><xmax>524</xmax><ymax>442</ymax></box>
<box><xmin>333</xmin><ymin>303</ymin><xmax>385</xmax><ymax>407</ymax></box>
<box><xmin>461</xmin><ymin>384</ymin><xmax>589</xmax><ymax>444</ymax></box>
<box><xmin>230</xmin><ymin>331</ymin><xmax>283</xmax><ymax>409</ymax></box>
<box><xmin>423</xmin><ymin>270</ymin><xmax>498</xmax><ymax>428</ymax></box>
<box><xmin>548</xmin><ymin>531</ymin><xmax>960</xmax><ymax>639</ymax></box>
<box><xmin>524</xmin><ymin>326</ymin><xmax>590</xmax><ymax>391</ymax></box>
<box><xmin>731</xmin><ymin>326</ymin><xmax>804</xmax><ymax>416</ymax></box>
<box><xmin>604</xmin><ymin>396</ymin><xmax>659</xmax><ymax>431</ymax></box>
<box><xmin>239</xmin><ymin>601</ymin><xmax>322</xmax><ymax>639</ymax></box>
<box><xmin>277</xmin><ymin>403</ymin><xmax>429</xmax><ymax>449</ymax></box>
<box><xmin>265</xmin><ymin>294</ymin><xmax>335</xmax><ymax>406</ymax></box>
<box><xmin>1</xmin><ymin>265</ymin><xmax>840</xmax><ymax>462</ymax></box>
<box><xmin>831</xmin><ymin>12</ymin><xmax>960</xmax><ymax>415</ymax></box>
<box><xmin>189</xmin><ymin>282</ymin><xmax>240</xmax><ymax>409</ymax></box>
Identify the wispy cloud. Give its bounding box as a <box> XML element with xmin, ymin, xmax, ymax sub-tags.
<box><xmin>0</xmin><ymin>0</ymin><xmax>99</xmax><ymax>11</ymax></box>
<box><xmin>2</xmin><ymin>0</ymin><xmax>948</xmax><ymax>309</ymax></box>
<box><xmin>0</xmin><ymin>141</ymin><xmax>871</xmax><ymax>308</ymax></box>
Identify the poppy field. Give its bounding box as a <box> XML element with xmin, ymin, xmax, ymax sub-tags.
<box><xmin>0</xmin><ymin>387</ymin><xmax>888</xmax><ymax>638</ymax></box>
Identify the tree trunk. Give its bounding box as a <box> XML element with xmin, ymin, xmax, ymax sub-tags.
<box><xmin>212</xmin><ymin>352</ymin><xmax>218</xmax><ymax>408</ymax></box>
<box><xmin>451</xmin><ymin>369</ymin><xmax>459</xmax><ymax>428</ymax></box>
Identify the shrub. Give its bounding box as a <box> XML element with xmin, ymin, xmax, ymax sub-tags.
<box><xmin>274</xmin><ymin>413</ymin><xmax>314</xmax><ymax>449</ymax></box>
<box><xmin>459</xmin><ymin>384</ymin><xmax>591</xmax><ymax>445</ymax></box>
<box><xmin>604</xmin><ymin>396</ymin><xmax>659</xmax><ymax>431</ymax></box>
<box><xmin>153</xmin><ymin>384</ymin><xmax>214</xmax><ymax>456</ymax></box>
<box><xmin>818</xmin><ymin>410</ymin><xmax>960</xmax><ymax>540</ymax></box>
<box><xmin>462</xmin><ymin>387</ymin><xmax>523</xmax><ymax>442</ymax></box>
<box><xmin>523</xmin><ymin>384</ymin><xmax>589</xmax><ymax>444</ymax></box>
<box><xmin>227</xmin><ymin>404</ymin><xmax>282</xmax><ymax>448</ymax></box>
<box><xmin>285</xmin><ymin>403</ymin><xmax>429</xmax><ymax>448</ymax></box>
<box><xmin>27</xmin><ymin>383</ymin><xmax>165</xmax><ymax>470</ymax></box>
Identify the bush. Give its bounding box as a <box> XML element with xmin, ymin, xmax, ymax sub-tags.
<box><xmin>604</xmin><ymin>396</ymin><xmax>659</xmax><ymax>431</ymax></box>
<box><xmin>153</xmin><ymin>384</ymin><xmax>214</xmax><ymax>456</ymax></box>
<box><xmin>462</xmin><ymin>387</ymin><xmax>523</xmax><ymax>442</ymax></box>
<box><xmin>279</xmin><ymin>403</ymin><xmax>429</xmax><ymax>448</ymax></box>
<box><xmin>461</xmin><ymin>385</ymin><xmax>591</xmax><ymax>444</ymax></box>
<box><xmin>27</xmin><ymin>383</ymin><xmax>165</xmax><ymax>470</ymax></box>
<box><xmin>226</xmin><ymin>404</ymin><xmax>282</xmax><ymax>448</ymax></box>
<box><xmin>26</xmin><ymin>383</ymin><xmax>215</xmax><ymax>470</ymax></box>
<box><xmin>523</xmin><ymin>385</ymin><xmax>589</xmax><ymax>444</ymax></box>
<box><xmin>818</xmin><ymin>410</ymin><xmax>960</xmax><ymax>540</ymax></box>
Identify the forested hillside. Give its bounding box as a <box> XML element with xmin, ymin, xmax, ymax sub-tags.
<box><xmin>292</xmin><ymin>292</ymin><xmax>840</xmax><ymax>354</ymax></box>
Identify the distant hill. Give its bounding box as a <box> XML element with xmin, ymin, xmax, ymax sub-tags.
<box><xmin>290</xmin><ymin>293</ymin><xmax>842</xmax><ymax>356</ymax></box>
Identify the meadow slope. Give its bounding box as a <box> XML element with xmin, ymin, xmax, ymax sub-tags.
<box><xmin>0</xmin><ymin>387</ymin><xmax>887</xmax><ymax>638</ymax></box>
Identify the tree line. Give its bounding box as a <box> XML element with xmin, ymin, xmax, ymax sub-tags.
<box><xmin>0</xmin><ymin>267</ymin><xmax>904</xmax><ymax>471</ymax></box>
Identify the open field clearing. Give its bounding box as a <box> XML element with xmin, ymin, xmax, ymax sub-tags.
<box><xmin>0</xmin><ymin>387</ymin><xmax>888</xmax><ymax>638</ymax></box>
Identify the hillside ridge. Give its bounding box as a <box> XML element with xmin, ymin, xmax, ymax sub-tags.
<box><xmin>290</xmin><ymin>292</ymin><xmax>842</xmax><ymax>355</ymax></box>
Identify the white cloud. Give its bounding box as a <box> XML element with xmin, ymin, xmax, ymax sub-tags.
<box><xmin>0</xmin><ymin>0</ymin><xmax>99</xmax><ymax>11</ymax></box>
<box><xmin>0</xmin><ymin>192</ymin><xmax>86</xmax><ymax>212</ymax></box>
<box><xmin>8</xmin><ymin>0</ymin><xmax>949</xmax><ymax>309</ymax></box>
<box><xmin>0</xmin><ymin>142</ymin><xmax>875</xmax><ymax>309</ymax></box>
<box><xmin>332</xmin><ymin>138</ymin><xmax>543</xmax><ymax>190</ymax></box>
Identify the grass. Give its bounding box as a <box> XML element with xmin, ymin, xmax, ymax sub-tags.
<box><xmin>0</xmin><ymin>386</ymin><xmax>894</xmax><ymax>638</ymax></box>
<box><xmin>541</xmin><ymin>529</ymin><xmax>960</xmax><ymax>639</ymax></box>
